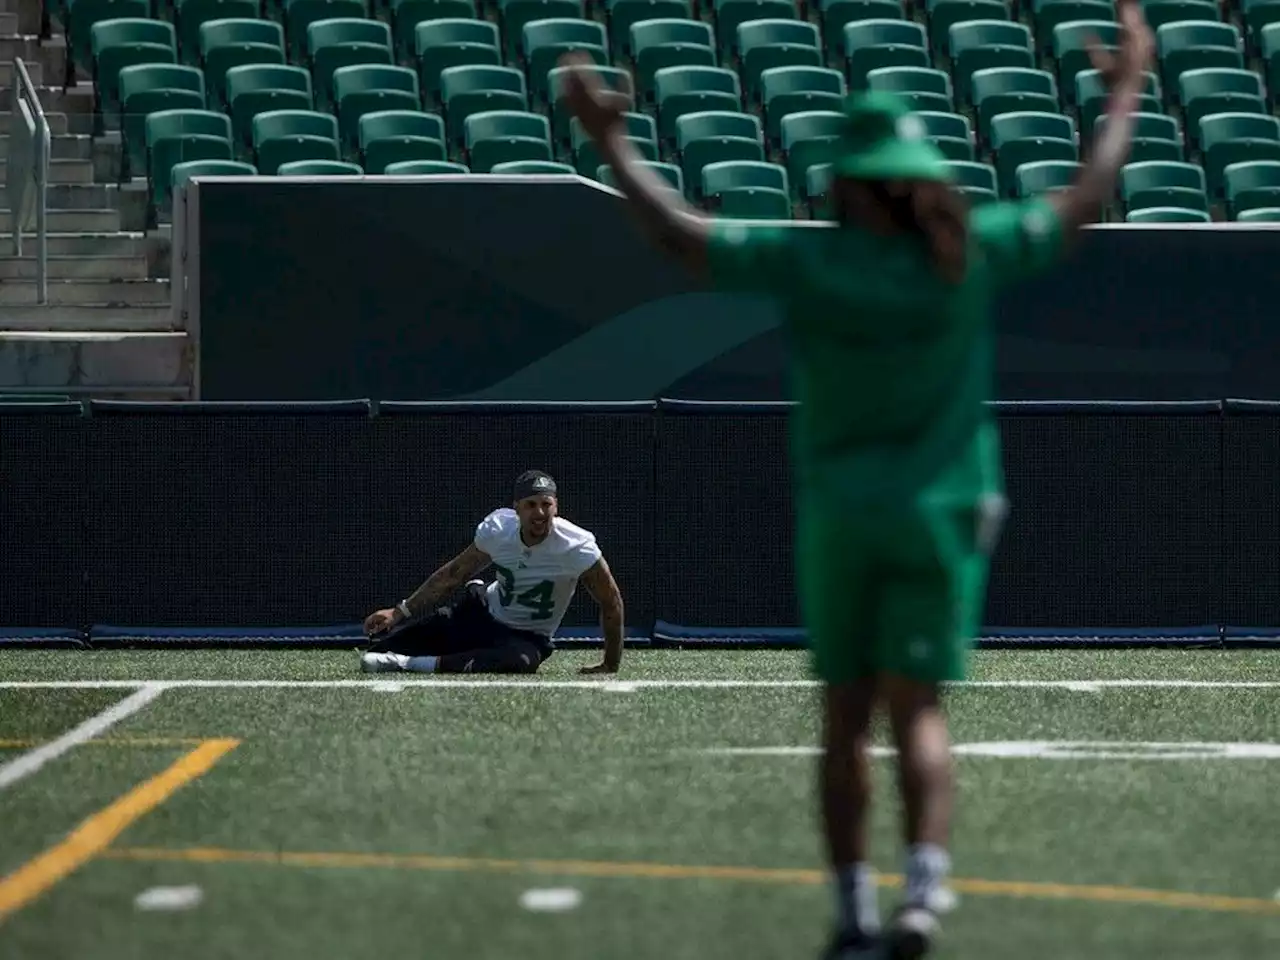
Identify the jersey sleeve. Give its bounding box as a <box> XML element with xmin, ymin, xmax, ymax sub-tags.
<box><xmin>971</xmin><ymin>198</ymin><xmax>1065</xmax><ymax>288</ymax></box>
<box><xmin>472</xmin><ymin>511</ymin><xmax>505</xmax><ymax>555</ymax></box>
<box><xmin>705</xmin><ymin>220</ymin><xmax>796</xmax><ymax>294</ymax></box>
<box><xmin>570</xmin><ymin>537</ymin><xmax>603</xmax><ymax>576</ymax></box>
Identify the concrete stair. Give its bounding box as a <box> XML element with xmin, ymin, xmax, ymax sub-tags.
<box><xmin>1</xmin><ymin>0</ymin><xmax>186</xmax><ymax>399</ymax></box>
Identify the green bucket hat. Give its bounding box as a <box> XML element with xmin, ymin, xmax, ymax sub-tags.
<box><xmin>831</xmin><ymin>91</ymin><xmax>952</xmax><ymax>183</ymax></box>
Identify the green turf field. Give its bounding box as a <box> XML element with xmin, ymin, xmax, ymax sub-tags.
<box><xmin>1</xmin><ymin>649</ymin><xmax>1279</xmax><ymax>959</ymax></box>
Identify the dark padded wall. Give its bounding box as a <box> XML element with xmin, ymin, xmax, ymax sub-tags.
<box><xmin>1221</xmin><ymin>401</ymin><xmax>1280</xmax><ymax>628</ymax></box>
<box><xmin>370</xmin><ymin>403</ymin><xmax>655</xmax><ymax>628</ymax></box>
<box><xmin>83</xmin><ymin>403</ymin><xmax>375</xmax><ymax>626</ymax></box>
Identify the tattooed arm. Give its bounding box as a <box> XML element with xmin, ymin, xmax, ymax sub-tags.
<box><xmin>364</xmin><ymin>544</ymin><xmax>492</xmax><ymax>636</ymax></box>
<box><xmin>578</xmin><ymin>556</ymin><xmax>625</xmax><ymax>674</ymax></box>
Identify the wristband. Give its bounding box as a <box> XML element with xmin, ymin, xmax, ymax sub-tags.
<box><xmin>397</xmin><ymin>599</ymin><xmax>413</xmax><ymax>620</ymax></box>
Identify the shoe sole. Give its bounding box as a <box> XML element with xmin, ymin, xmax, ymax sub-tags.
<box><xmin>887</xmin><ymin>930</ymin><xmax>931</xmax><ymax>960</ymax></box>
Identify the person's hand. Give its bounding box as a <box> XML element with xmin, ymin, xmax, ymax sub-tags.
<box><xmin>579</xmin><ymin>660</ymin><xmax>620</xmax><ymax>675</ymax></box>
<box><xmin>363</xmin><ymin>607</ymin><xmax>402</xmax><ymax>637</ymax></box>
<box><xmin>1088</xmin><ymin>0</ymin><xmax>1154</xmax><ymax>94</ymax></box>
<box><xmin>559</xmin><ymin>52</ymin><xmax>628</xmax><ymax>142</ymax></box>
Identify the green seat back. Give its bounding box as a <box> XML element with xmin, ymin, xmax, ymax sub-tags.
<box><xmin>200</xmin><ymin>19</ymin><xmax>286</xmax><ymax>105</ymax></box>
<box><xmin>1180</xmin><ymin>68</ymin><xmax>1266</xmax><ymax>136</ymax></box>
<box><xmin>441</xmin><ymin>65</ymin><xmax>528</xmax><ymax>142</ymax></box>
<box><xmin>1235</xmin><ymin>206</ymin><xmax>1280</xmax><ymax>221</ymax></box>
<box><xmin>1156</xmin><ymin>21</ymin><xmax>1243</xmax><ymax>93</ymax></box>
<box><xmin>1032</xmin><ymin>0</ymin><xmax>1113</xmax><ymax>55</ymax></box>
<box><xmin>715</xmin><ymin>186</ymin><xmax>792</xmax><ymax>218</ymax></box>
<box><xmin>1053</xmin><ymin>20</ymin><xmax>1118</xmax><ymax>98</ymax></box>
<box><xmin>944</xmin><ymin>160</ymin><xmax>998</xmax><ymax>192</ymax></box>
<box><xmin>175</xmin><ymin>0</ymin><xmax>259</xmax><ymax>64</ymax></box>
<box><xmin>702</xmin><ymin>158</ymin><xmax>788</xmax><ymax>196</ymax></box>
<box><xmin>713</xmin><ymin>0</ymin><xmax>795</xmax><ymax>55</ymax></box>
<box><xmin>928</xmin><ymin>0</ymin><xmax>1009</xmax><ymax>55</ymax></box>
<box><xmin>497</xmin><ymin>0</ymin><xmax>583</xmax><ymax>59</ymax></box>
<box><xmin>1013</xmin><ymin>158</ymin><xmax>1079</xmax><ymax>196</ymax></box>
<box><xmin>416</xmin><ymin>19</ymin><xmax>502</xmax><ymax>104</ymax></box>
<box><xmin>391</xmin><ymin>0</ymin><xmax>477</xmax><ymax>61</ymax></box>
<box><xmin>276</xmin><ymin>159</ymin><xmax>363</xmax><ymax>174</ymax></box>
<box><xmin>608</xmin><ymin>0</ymin><xmax>691</xmax><ymax>55</ymax></box>
<box><xmin>780</xmin><ymin>109</ymin><xmax>843</xmax><ymax>185</ymax></box>
<box><xmin>384</xmin><ymin>159</ymin><xmax>470</xmax><ymax>173</ymax></box>
<box><xmin>572</xmin><ymin>112</ymin><xmax>657</xmax><ymax>172</ymax></box>
<box><xmin>170</xmin><ymin>158</ymin><xmax>256</xmax><ymax>189</ymax></box>
<box><xmin>464</xmin><ymin>109</ymin><xmax>551</xmax><ymax>171</ymax></box>
<box><xmin>597</xmin><ymin>160</ymin><xmax>683</xmax><ymax>194</ymax></box>
<box><xmin>489</xmin><ymin>160</ymin><xmax>577</xmax><ymax>174</ymax></box>
<box><xmin>948</xmin><ymin>19</ymin><xmax>1033</xmax><ymax>103</ymax></box>
<box><xmin>916</xmin><ymin>109</ymin><xmax>971</xmax><ymax>141</ymax></box>
<box><xmin>821</xmin><ymin>0</ymin><xmax>902</xmax><ymax>56</ymax></box>
<box><xmin>1120</xmin><ymin>160</ymin><xmax>1208</xmax><ymax>210</ymax></box>
<box><xmin>523</xmin><ymin>19</ymin><xmax>608</xmax><ymax>102</ymax></box>
<box><xmin>285</xmin><ymin>0</ymin><xmax>369</xmax><ymax>60</ymax></box>
<box><xmin>546</xmin><ymin>64</ymin><xmax>632</xmax><ymax>141</ymax></box>
<box><xmin>91</xmin><ymin>18</ymin><xmax>178</xmax><ymax>115</ymax></box>
<box><xmin>1125</xmin><ymin>206</ymin><xmax>1211</xmax><ymax>222</ymax></box>
<box><xmin>760</xmin><ymin>65</ymin><xmax>845</xmax><ymax>141</ymax></box>
<box><xmin>333</xmin><ymin>64</ymin><xmax>421</xmax><ymax>143</ymax></box>
<box><xmin>1224</xmin><ymin>159</ymin><xmax>1280</xmax><ymax>213</ymax></box>
<box><xmin>631</xmin><ymin>19</ymin><xmax>715</xmax><ymax>100</ymax></box>
<box><xmin>67</xmin><ymin>0</ymin><xmax>150</xmax><ymax>77</ymax></box>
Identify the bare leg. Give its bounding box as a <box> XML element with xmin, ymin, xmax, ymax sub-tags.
<box><xmin>820</xmin><ymin>679</ymin><xmax>881</xmax><ymax>954</ymax></box>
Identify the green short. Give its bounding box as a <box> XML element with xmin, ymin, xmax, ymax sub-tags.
<box><xmin>796</xmin><ymin>490</ymin><xmax>1006</xmax><ymax>685</ymax></box>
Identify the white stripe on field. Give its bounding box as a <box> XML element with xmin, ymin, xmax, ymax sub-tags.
<box><xmin>0</xmin><ymin>685</ymin><xmax>165</xmax><ymax>791</ymax></box>
<box><xmin>0</xmin><ymin>679</ymin><xmax>1277</xmax><ymax>691</ymax></box>
<box><xmin>699</xmin><ymin>742</ymin><xmax>1280</xmax><ymax>760</ymax></box>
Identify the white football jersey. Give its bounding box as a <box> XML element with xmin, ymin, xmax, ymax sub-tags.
<box><xmin>473</xmin><ymin>508</ymin><xmax>602</xmax><ymax>637</ymax></box>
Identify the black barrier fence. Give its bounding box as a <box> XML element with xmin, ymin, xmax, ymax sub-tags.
<box><xmin>3</xmin><ymin>399</ymin><xmax>1279</xmax><ymax>638</ymax></box>
<box><xmin>187</xmin><ymin>178</ymin><xmax>1280</xmax><ymax>404</ymax></box>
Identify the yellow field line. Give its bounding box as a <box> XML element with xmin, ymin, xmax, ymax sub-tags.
<box><xmin>100</xmin><ymin>844</ymin><xmax>1280</xmax><ymax>917</ymax></box>
<box><xmin>0</xmin><ymin>739</ymin><xmax>240</xmax><ymax>923</ymax></box>
<box><xmin>0</xmin><ymin>737</ymin><xmax>207</xmax><ymax>749</ymax></box>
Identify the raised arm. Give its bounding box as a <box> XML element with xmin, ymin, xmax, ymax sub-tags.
<box><xmin>561</xmin><ymin>54</ymin><xmax>711</xmax><ymax>274</ymax></box>
<box><xmin>1050</xmin><ymin>0</ymin><xmax>1155</xmax><ymax>233</ymax></box>
<box><xmin>364</xmin><ymin>543</ymin><xmax>492</xmax><ymax>636</ymax></box>
<box><xmin>578</xmin><ymin>556</ymin><xmax>625</xmax><ymax>675</ymax></box>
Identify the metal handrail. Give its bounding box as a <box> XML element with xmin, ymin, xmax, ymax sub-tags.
<box><xmin>11</xmin><ymin>57</ymin><xmax>50</xmax><ymax>303</ymax></box>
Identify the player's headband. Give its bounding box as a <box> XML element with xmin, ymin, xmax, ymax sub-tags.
<box><xmin>514</xmin><ymin>472</ymin><xmax>557</xmax><ymax>501</ymax></box>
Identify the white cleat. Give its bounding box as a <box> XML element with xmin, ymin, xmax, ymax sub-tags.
<box><xmin>360</xmin><ymin>652</ymin><xmax>410</xmax><ymax>674</ymax></box>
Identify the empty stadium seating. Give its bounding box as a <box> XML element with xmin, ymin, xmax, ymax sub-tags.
<box><xmin>74</xmin><ymin>0</ymin><xmax>1273</xmax><ymax>222</ymax></box>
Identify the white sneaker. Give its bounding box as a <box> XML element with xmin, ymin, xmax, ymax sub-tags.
<box><xmin>360</xmin><ymin>652</ymin><xmax>410</xmax><ymax>673</ymax></box>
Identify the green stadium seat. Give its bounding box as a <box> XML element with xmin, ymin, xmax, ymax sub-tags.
<box><xmin>864</xmin><ymin>65</ymin><xmax>953</xmax><ymax>112</ymax></box>
<box><xmin>65</xmin><ymin>0</ymin><xmax>151</xmax><ymax>87</ymax></box>
<box><xmin>945</xmin><ymin>158</ymin><xmax>998</xmax><ymax>194</ymax></box>
<box><xmin>1031</xmin><ymin>0</ymin><xmax>1113</xmax><ymax>56</ymax></box>
<box><xmin>715</xmin><ymin>186</ymin><xmax>793</xmax><ymax>218</ymax></box>
<box><xmin>1142</xmin><ymin>0</ymin><xmax>1220</xmax><ymax>31</ymax></box>
<box><xmin>416</xmin><ymin>19</ymin><xmax>501</xmax><ymax>107</ymax></box>
<box><xmin>1075</xmin><ymin>68</ymin><xmax>1162</xmax><ymax>134</ymax></box>
<box><xmin>948</xmin><ymin>20</ymin><xmax>1034</xmax><ymax>105</ymax></box>
<box><xmin>1244</xmin><ymin>0</ymin><xmax>1280</xmax><ymax>53</ymax></box>
<box><xmin>385</xmin><ymin>159</ymin><xmax>470</xmax><ymax>172</ymax></box>
<box><xmin>1223</xmin><ymin>159</ymin><xmax>1280</xmax><ymax>215</ymax></box>
<box><xmin>1265</xmin><ymin>24</ymin><xmax>1280</xmax><ymax>107</ymax></box>
<box><xmin>333</xmin><ymin>65</ymin><xmax>421</xmax><ymax>150</ymax></box>
<box><xmin>804</xmin><ymin>161</ymin><xmax>831</xmax><ymax>209</ymax></box>
<box><xmin>1156</xmin><ymin>22</ymin><xmax>1243</xmax><ymax>95</ymax></box>
<box><xmin>199</xmin><ymin>19</ymin><xmax>286</xmax><ymax>108</ymax></box>
<box><xmin>441</xmin><ymin>65</ymin><xmax>527</xmax><ymax>146</ymax></box>
<box><xmin>655</xmin><ymin>66</ymin><xmax>741</xmax><ymax>144</ymax></box>
<box><xmin>989</xmin><ymin>111</ymin><xmax>1077</xmax><ymax>194</ymax></box>
<box><xmin>174</xmin><ymin>0</ymin><xmax>260</xmax><ymax>65</ymax></box>
<box><xmin>170</xmin><ymin>158</ymin><xmax>257</xmax><ymax>193</ymax></box>
<box><xmin>277</xmin><ymin>158</ymin><xmax>364</xmax><ymax>173</ymax></box>
<box><xmin>498</xmin><ymin>0</ymin><xmax>583</xmax><ymax>60</ymax></box>
<box><xmin>631</xmin><ymin>19</ymin><xmax>717</xmax><ymax>103</ymax></box>
<box><xmin>1235</xmin><ymin>206</ymin><xmax>1280</xmax><ymax>221</ymax></box>
<box><xmin>523</xmin><ymin>20</ymin><xmax>609</xmax><ymax>105</ymax></box>
<box><xmin>714</xmin><ymin>0</ymin><xmax>797</xmax><ymax>58</ymax></box>
<box><xmin>119</xmin><ymin>64</ymin><xmax>205</xmax><ymax>179</ymax></box>
<box><xmin>1014</xmin><ymin>158</ymin><xmax>1079</xmax><ymax>196</ymax></box>
<box><xmin>597</xmin><ymin>160</ymin><xmax>684</xmax><ymax>194</ymax></box>
<box><xmin>780</xmin><ymin>109</ymin><xmax>843</xmax><ymax>191</ymax></box>
<box><xmin>970</xmin><ymin>67</ymin><xmax>1059</xmax><ymax>142</ymax></box>
<box><xmin>1120</xmin><ymin>160</ymin><xmax>1208</xmax><ymax>211</ymax></box>
<box><xmin>252</xmin><ymin>108</ymin><xmax>341</xmax><ymax>173</ymax></box>
<box><xmin>1179</xmin><ymin>68</ymin><xmax>1266</xmax><ymax>138</ymax></box>
<box><xmin>917</xmin><ymin>110</ymin><xmax>974</xmax><ymax>160</ymax></box>
<box><xmin>285</xmin><ymin>0</ymin><xmax>369</xmax><ymax>62</ymax></box>
<box><xmin>608</xmin><ymin>0</ymin><xmax>692</xmax><ymax>57</ymax></box>
<box><xmin>145</xmin><ymin>108</ymin><xmax>233</xmax><ymax>213</ymax></box>
<box><xmin>1200</xmin><ymin>112</ymin><xmax>1280</xmax><ymax>197</ymax></box>
<box><xmin>1093</xmin><ymin>111</ymin><xmax>1183</xmax><ymax>163</ymax></box>
<box><xmin>358</xmin><ymin>109</ymin><xmax>446</xmax><ymax>170</ymax></box>
<box><xmin>843</xmin><ymin>19</ymin><xmax>928</xmax><ymax>90</ymax></box>
<box><xmin>676</xmin><ymin>111</ymin><xmax>765</xmax><ymax>197</ymax></box>
<box><xmin>1053</xmin><ymin>20</ymin><xmax>1117</xmax><ymax>99</ymax></box>
<box><xmin>226</xmin><ymin>64</ymin><xmax>313</xmax><ymax>151</ymax></box>
<box><xmin>820</xmin><ymin>0</ymin><xmax>903</xmax><ymax>58</ymax></box>
<box><xmin>702</xmin><ymin>158</ymin><xmax>788</xmax><ymax>196</ymax></box>
<box><xmin>1125</xmin><ymin>206</ymin><xmax>1211</xmax><ymax>221</ymax></box>
<box><xmin>572</xmin><ymin>112</ymin><xmax>658</xmax><ymax>173</ymax></box>
<box><xmin>465</xmin><ymin>109</ymin><xmax>552</xmax><ymax>171</ymax></box>
<box><xmin>956</xmin><ymin>185</ymin><xmax>998</xmax><ymax>204</ymax></box>
<box><xmin>546</xmin><ymin>64</ymin><xmax>633</xmax><ymax>142</ymax></box>
<box><xmin>490</xmin><ymin>159</ymin><xmax>576</xmax><ymax>173</ymax></box>
<box><xmin>307</xmin><ymin>19</ymin><xmax>394</xmax><ymax>110</ymax></box>
<box><xmin>927</xmin><ymin>0</ymin><xmax>1009</xmax><ymax>56</ymax></box>
<box><xmin>92</xmin><ymin>18</ymin><xmax>178</xmax><ymax>122</ymax></box>
<box><xmin>737</xmin><ymin>20</ymin><xmax>822</xmax><ymax>102</ymax></box>
<box><xmin>391</xmin><ymin>0</ymin><xmax>477</xmax><ymax>61</ymax></box>
<box><xmin>760</xmin><ymin>66</ymin><xmax>844</xmax><ymax>144</ymax></box>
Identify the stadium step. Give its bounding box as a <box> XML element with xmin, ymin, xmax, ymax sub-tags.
<box><xmin>0</xmin><ymin>330</ymin><xmax>188</xmax><ymax>389</ymax></box>
<box><xmin>0</xmin><ymin>57</ymin><xmax>40</xmax><ymax>87</ymax></box>
<box><xmin>1</xmin><ymin>304</ymin><xmax>173</xmax><ymax>331</ymax></box>
<box><xmin>0</xmin><ymin>278</ymin><xmax>169</xmax><ymax>306</ymax></box>
<box><xmin>0</xmin><ymin>111</ymin><xmax>68</xmax><ymax>134</ymax></box>
<box><xmin>0</xmin><ymin>231</ymin><xmax>146</xmax><ymax>255</ymax></box>
<box><xmin>0</xmin><ymin>13</ymin><xmax>17</xmax><ymax>37</ymax></box>
<box><xmin>0</xmin><ymin>132</ymin><xmax>90</xmax><ymax>159</ymax></box>
<box><xmin>0</xmin><ymin>36</ymin><xmax>67</xmax><ymax>80</ymax></box>
<box><xmin>0</xmin><ymin>207</ymin><xmax>122</xmax><ymax>231</ymax></box>
<box><xmin>0</xmin><ymin>158</ymin><xmax>94</xmax><ymax>183</ymax></box>
<box><xmin>0</xmin><ymin>255</ymin><xmax>149</xmax><ymax>280</ymax></box>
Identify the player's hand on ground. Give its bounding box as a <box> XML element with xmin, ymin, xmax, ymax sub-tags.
<box><xmin>363</xmin><ymin>608</ymin><xmax>400</xmax><ymax>636</ymax></box>
<box><xmin>559</xmin><ymin>52</ymin><xmax>627</xmax><ymax>142</ymax></box>
<box><xmin>1088</xmin><ymin>0</ymin><xmax>1154</xmax><ymax>92</ymax></box>
<box><xmin>579</xmin><ymin>661</ymin><xmax>620</xmax><ymax>675</ymax></box>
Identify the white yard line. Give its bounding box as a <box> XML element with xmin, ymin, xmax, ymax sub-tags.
<box><xmin>0</xmin><ymin>679</ymin><xmax>1278</xmax><ymax>691</ymax></box>
<box><xmin>0</xmin><ymin>685</ymin><xmax>165</xmax><ymax>792</ymax></box>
